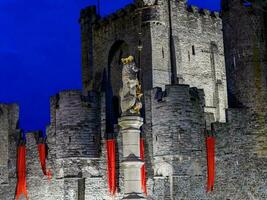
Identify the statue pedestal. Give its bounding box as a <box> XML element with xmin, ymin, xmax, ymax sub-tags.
<box><xmin>118</xmin><ymin>115</ymin><xmax>145</xmax><ymax>200</ymax></box>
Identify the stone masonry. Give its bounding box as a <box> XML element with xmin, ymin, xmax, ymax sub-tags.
<box><xmin>80</xmin><ymin>0</ymin><xmax>228</xmax><ymax>123</ymax></box>
<box><xmin>0</xmin><ymin>0</ymin><xmax>267</xmax><ymax>200</ymax></box>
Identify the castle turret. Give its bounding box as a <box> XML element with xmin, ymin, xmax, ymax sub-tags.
<box><xmin>80</xmin><ymin>6</ymin><xmax>98</xmax><ymax>94</ymax></box>
<box><xmin>47</xmin><ymin>90</ymin><xmax>102</xmax><ymax>200</ymax></box>
<box><xmin>50</xmin><ymin>90</ymin><xmax>100</xmax><ymax>159</ymax></box>
<box><xmin>0</xmin><ymin>104</ymin><xmax>20</xmax><ymax>200</ymax></box>
<box><xmin>149</xmin><ymin>84</ymin><xmax>206</xmax><ymax>199</ymax></box>
<box><xmin>222</xmin><ymin>0</ymin><xmax>267</xmax><ymax>113</ymax></box>
<box><xmin>222</xmin><ymin>0</ymin><xmax>267</xmax><ymax>158</ymax></box>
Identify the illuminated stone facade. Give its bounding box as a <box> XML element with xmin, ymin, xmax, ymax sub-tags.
<box><xmin>0</xmin><ymin>0</ymin><xmax>267</xmax><ymax>199</ymax></box>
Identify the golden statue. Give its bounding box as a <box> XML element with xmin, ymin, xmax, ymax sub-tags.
<box><xmin>119</xmin><ymin>56</ymin><xmax>143</xmax><ymax>114</ymax></box>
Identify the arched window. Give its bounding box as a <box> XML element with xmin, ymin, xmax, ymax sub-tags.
<box><xmin>192</xmin><ymin>45</ymin><xmax>196</xmax><ymax>55</ymax></box>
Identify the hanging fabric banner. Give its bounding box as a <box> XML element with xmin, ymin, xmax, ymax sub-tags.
<box><xmin>38</xmin><ymin>143</ymin><xmax>52</xmax><ymax>180</ymax></box>
<box><xmin>206</xmin><ymin>136</ymin><xmax>215</xmax><ymax>192</ymax></box>
<box><xmin>140</xmin><ymin>138</ymin><xmax>147</xmax><ymax>196</ymax></box>
<box><xmin>15</xmin><ymin>145</ymin><xmax>28</xmax><ymax>200</ymax></box>
<box><xmin>106</xmin><ymin>139</ymin><xmax>116</xmax><ymax>196</ymax></box>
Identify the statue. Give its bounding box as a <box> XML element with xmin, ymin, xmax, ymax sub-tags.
<box><xmin>119</xmin><ymin>56</ymin><xmax>143</xmax><ymax>115</ymax></box>
<box><xmin>135</xmin><ymin>0</ymin><xmax>157</xmax><ymax>6</ymax></box>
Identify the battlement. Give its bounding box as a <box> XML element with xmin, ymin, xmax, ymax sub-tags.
<box><xmin>187</xmin><ymin>5</ymin><xmax>220</xmax><ymax>18</ymax></box>
<box><xmin>174</xmin><ymin>1</ymin><xmax>222</xmax><ymax>34</ymax></box>
<box><xmin>25</xmin><ymin>131</ymin><xmax>45</xmax><ymax>177</ymax></box>
<box><xmin>93</xmin><ymin>4</ymin><xmax>137</xmax><ymax>30</ymax></box>
<box><xmin>0</xmin><ymin>104</ymin><xmax>19</xmax><ymax>130</ymax></box>
<box><xmin>80</xmin><ymin>6</ymin><xmax>97</xmax><ymax>21</ymax></box>
<box><xmin>150</xmin><ymin>84</ymin><xmax>205</xmax><ymax>177</ymax></box>
<box><xmin>49</xmin><ymin>90</ymin><xmax>101</xmax><ymax>159</ymax></box>
<box><xmin>152</xmin><ymin>84</ymin><xmax>205</xmax><ymax>104</ymax></box>
<box><xmin>90</xmin><ymin>0</ymin><xmax>221</xmax><ymax>32</ymax></box>
<box><xmin>0</xmin><ymin>103</ymin><xmax>19</xmax><ymax>186</ymax></box>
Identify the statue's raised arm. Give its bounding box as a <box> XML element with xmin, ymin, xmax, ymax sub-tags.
<box><xmin>119</xmin><ymin>56</ymin><xmax>143</xmax><ymax>115</ymax></box>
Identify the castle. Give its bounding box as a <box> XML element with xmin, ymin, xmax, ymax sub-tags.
<box><xmin>0</xmin><ymin>0</ymin><xmax>267</xmax><ymax>199</ymax></box>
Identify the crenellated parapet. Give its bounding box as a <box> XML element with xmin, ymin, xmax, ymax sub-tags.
<box><xmin>187</xmin><ymin>6</ymin><xmax>220</xmax><ymax>21</ymax></box>
<box><xmin>79</xmin><ymin>6</ymin><xmax>98</xmax><ymax>93</ymax></box>
<box><xmin>0</xmin><ymin>104</ymin><xmax>21</xmax><ymax>200</ymax></box>
<box><xmin>79</xmin><ymin>6</ymin><xmax>98</xmax><ymax>29</ymax></box>
<box><xmin>95</xmin><ymin>4</ymin><xmax>137</xmax><ymax>26</ymax></box>
<box><xmin>171</xmin><ymin>1</ymin><xmax>222</xmax><ymax>34</ymax></box>
<box><xmin>150</xmin><ymin>84</ymin><xmax>205</xmax><ymax>177</ymax></box>
<box><xmin>0</xmin><ymin>104</ymin><xmax>19</xmax><ymax>185</ymax></box>
<box><xmin>49</xmin><ymin>90</ymin><xmax>101</xmax><ymax>159</ymax></box>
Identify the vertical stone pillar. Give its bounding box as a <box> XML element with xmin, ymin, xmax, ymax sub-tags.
<box><xmin>118</xmin><ymin>115</ymin><xmax>145</xmax><ymax>199</ymax></box>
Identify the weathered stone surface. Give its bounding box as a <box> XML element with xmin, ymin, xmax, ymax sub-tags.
<box><xmin>0</xmin><ymin>104</ymin><xmax>20</xmax><ymax>199</ymax></box>
<box><xmin>80</xmin><ymin>0</ymin><xmax>228</xmax><ymax>122</ymax></box>
<box><xmin>1</xmin><ymin>0</ymin><xmax>267</xmax><ymax>199</ymax></box>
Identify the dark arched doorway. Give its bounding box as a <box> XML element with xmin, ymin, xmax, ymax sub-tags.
<box><xmin>108</xmin><ymin>40</ymin><xmax>130</xmax><ymax>98</ymax></box>
<box><xmin>107</xmin><ymin>40</ymin><xmax>130</xmax><ymax>124</ymax></box>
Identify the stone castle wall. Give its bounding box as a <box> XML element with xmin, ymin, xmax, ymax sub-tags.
<box><xmin>150</xmin><ymin>85</ymin><xmax>205</xmax><ymax>175</ymax></box>
<box><xmin>148</xmin><ymin>0</ymin><xmax>228</xmax><ymax>122</ymax></box>
<box><xmin>1</xmin><ymin>95</ymin><xmax>266</xmax><ymax>199</ymax></box>
<box><xmin>1</xmin><ymin>0</ymin><xmax>267</xmax><ymax>200</ymax></box>
<box><xmin>222</xmin><ymin>0</ymin><xmax>267</xmax><ymax>112</ymax></box>
<box><xmin>25</xmin><ymin>131</ymin><xmax>63</xmax><ymax>200</ymax></box>
<box><xmin>80</xmin><ymin>0</ymin><xmax>228</xmax><ymax>122</ymax></box>
<box><xmin>46</xmin><ymin>90</ymin><xmax>107</xmax><ymax>200</ymax></box>
<box><xmin>48</xmin><ymin>90</ymin><xmax>101</xmax><ymax>159</ymax></box>
<box><xmin>205</xmin><ymin>108</ymin><xmax>267</xmax><ymax>200</ymax></box>
<box><xmin>145</xmin><ymin>84</ymin><xmax>207</xmax><ymax>199</ymax></box>
<box><xmin>0</xmin><ymin>104</ymin><xmax>19</xmax><ymax>200</ymax></box>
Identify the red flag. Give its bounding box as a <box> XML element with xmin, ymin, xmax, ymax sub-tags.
<box><xmin>15</xmin><ymin>145</ymin><xmax>28</xmax><ymax>200</ymax></box>
<box><xmin>106</xmin><ymin>139</ymin><xmax>116</xmax><ymax>196</ymax></box>
<box><xmin>38</xmin><ymin>144</ymin><xmax>52</xmax><ymax>180</ymax></box>
<box><xmin>206</xmin><ymin>136</ymin><xmax>215</xmax><ymax>192</ymax></box>
<box><xmin>140</xmin><ymin>138</ymin><xmax>147</xmax><ymax>196</ymax></box>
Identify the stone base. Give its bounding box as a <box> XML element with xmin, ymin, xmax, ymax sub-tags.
<box><xmin>119</xmin><ymin>115</ymin><xmax>145</xmax><ymax>199</ymax></box>
<box><xmin>118</xmin><ymin>115</ymin><xmax>143</xmax><ymax>129</ymax></box>
<box><xmin>122</xmin><ymin>193</ymin><xmax>145</xmax><ymax>199</ymax></box>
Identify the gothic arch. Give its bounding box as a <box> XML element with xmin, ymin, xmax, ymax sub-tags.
<box><xmin>106</xmin><ymin>40</ymin><xmax>130</xmax><ymax>124</ymax></box>
<box><xmin>108</xmin><ymin>40</ymin><xmax>130</xmax><ymax>98</ymax></box>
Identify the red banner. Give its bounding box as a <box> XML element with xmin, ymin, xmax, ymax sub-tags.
<box><xmin>140</xmin><ymin>138</ymin><xmax>147</xmax><ymax>196</ymax></box>
<box><xmin>106</xmin><ymin>139</ymin><xmax>116</xmax><ymax>196</ymax></box>
<box><xmin>15</xmin><ymin>145</ymin><xmax>28</xmax><ymax>200</ymax></box>
<box><xmin>38</xmin><ymin>143</ymin><xmax>52</xmax><ymax>180</ymax></box>
<box><xmin>206</xmin><ymin>136</ymin><xmax>215</xmax><ymax>192</ymax></box>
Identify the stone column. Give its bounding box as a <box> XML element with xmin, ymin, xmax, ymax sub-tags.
<box><xmin>119</xmin><ymin>115</ymin><xmax>145</xmax><ymax>199</ymax></box>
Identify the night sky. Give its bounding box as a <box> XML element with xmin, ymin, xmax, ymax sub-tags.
<box><xmin>0</xmin><ymin>0</ymin><xmax>220</xmax><ymax>132</ymax></box>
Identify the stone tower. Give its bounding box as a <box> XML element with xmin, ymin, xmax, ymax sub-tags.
<box><xmin>0</xmin><ymin>104</ymin><xmax>20</xmax><ymax>200</ymax></box>
<box><xmin>221</xmin><ymin>0</ymin><xmax>267</xmax><ymax>160</ymax></box>
<box><xmin>80</xmin><ymin>6</ymin><xmax>98</xmax><ymax>94</ymax></box>
<box><xmin>1</xmin><ymin>1</ymin><xmax>267</xmax><ymax>199</ymax></box>
<box><xmin>222</xmin><ymin>0</ymin><xmax>267</xmax><ymax>112</ymax></box>
<box><xmin>79</xmin><ymin>0</ymin><xmax>228</xmax><ymax>123</ymax></box>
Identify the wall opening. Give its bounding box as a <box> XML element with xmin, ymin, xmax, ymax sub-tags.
<box><xmin>78</xmin><ymin>178</ymin><xmax>85</xmax><ymax>200</ymax></box>
<box><xmin>188</xmin><ymin>51</ymin><xmax>190</xmax><ymax>61</ymax></box>
<box><xmin>192</xmin><ymin>45</ymin><xmax>196</xmax><ymax>55</ymax></box>
<box><xmin>106</xmin><ymin>40</ymin><xmax>130</xmax><ymax>131</ymax></box>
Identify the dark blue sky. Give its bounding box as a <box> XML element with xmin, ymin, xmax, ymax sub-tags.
<box><xmin>0</xmin><ymin>0</ymin><xmax>220</xmax><ymax>132</ymax></box>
